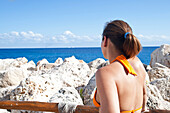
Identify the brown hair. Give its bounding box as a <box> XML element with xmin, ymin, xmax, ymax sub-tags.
<box><xmin>102</xmin><ymin>20</ymin><xmax>142</xmax><ymax>59</ymax></box>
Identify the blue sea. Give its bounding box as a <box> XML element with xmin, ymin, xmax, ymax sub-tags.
<box><xmin>0</xmin><ymin>47</ymin><xmax>159</xmax><ymax>65</ymax></box>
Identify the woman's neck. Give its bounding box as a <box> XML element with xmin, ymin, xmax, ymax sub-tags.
<box><xmin>108</xmin><ymin>48</ymin><xmax>122</xmax><ymax>64</ymax></box>
<box><xmin>106</xmin><ymin>39</ymin><xmax>123</xmax><ymax>63</ymax></box>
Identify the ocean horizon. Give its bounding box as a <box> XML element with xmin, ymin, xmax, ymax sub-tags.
<box><xmin>0</xmin><ymin>45</ymin><xmax>160</xmax><ymax>49</ymax></box>
<box><xmin>0</xmin><ymin>46</ymin><xmax>159</xmax><ymax>65</ymax></box>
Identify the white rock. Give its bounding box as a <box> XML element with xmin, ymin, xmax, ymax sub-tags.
<box><xmin>27</xmin><ymin>60</ymin><xmax>36</xmax><ymax>70</ymax></box>
<box><xmin>9</xmin><ymin>68</ymin><xmax>84</xmax><ymax>113</ymax></box>
<box><xmin>28</xmin><ymin>60</ymin><xmax>36</xmax><ymax>67</ymax></box>
<box><xmin>39</xmin><ymin>63</ymin><xmax>58</xmax><ymax>70</ymax></box>
<box><xmin>75</xmin><ymin>68</ymin><xmax>97</xmax><ymax>94</ymax></box>
<box><xmin>0</xmin><ymin>67</ymin><xmax>28</xmax><ymax>88</ymax></box>
<box><xmin>37</xmin><ymin>59</ymin><xmax>49</xmax><ymax>66</ymax></box>
<box><xmin>147</xmin><ymin>84</ymin><xmax>163</xmax><ymax>100</ymax></box>
<box><xmin>150</xmin><ymin>44</ymin><xmax>170</xmax><ymax>68</ymax></box>
<box><xmin>147</xmin><ymin>92</ymin><xmax>170</xmax><ymax>110</ymax></box>
<box><xmin>154</xmin><ymin>62</ymin><xmax>169</xmax><ymax>68</ymax></box>
<box><xmin>0</xmin><ymin>59</ymin><xmax>15</xmax><ymax>70</ymax></box>
<box><xmin>82</xmin><ymin>75</ymin><xmax>96</xmax><ymax>105</ymax></box>
<box><xmin>0</xmin><ymin>57</ymin><xmax>28</xmax><ymax>71</ymax></box>
<box><xmin>0</xmin><ymin>109</ymin><xmax>10</xmax><ymax>113</ymax></box>
<box><xmin>10</xmin><ymin>74</ymin><xmax>62</xmax><ymax>102</ymax></box>
<box><xmin>150</xmin><ymin>77</ymin><xmax>170</xmax><ymax>102</ymax></box>
<box><xmin>63</xmin><ymin>56</ymin><xmax>77</xmax><ymax>63</ymax></box>
<box><xmin>0</xmin><ymin>86</ymin><xmax>17</xmax><ymax>100</ymax></box>
<box><xmin>36</xmin><ymin>59</ymin><xmax>60</xmax><ymax>70</ymax></box>
<box><xmin>9</xmin><ymin>55</ymin><xmax>94</xmax><ymax>103</ymax></box>
<box><xmin>55</xmin><ymin>57</ymin><xmax>63</xmax><ymax>65</ymax></box>
<box><xmin>11</xmin><ymin>57</ymin><xmax>28</xmax><ymax>67</ymax></box>
<box><xmin>55</xmin><ymin>56</ymin><xmax>91</xmax><ymax>88</ymax></box>
<box><xmin>146</xmin><ymin>65</ymin><xmax>152</xmax><ymax>71</ymax></box>
<box><xmin>146</xmin><ymin>84</ymin><xmax>170</xmax><ymax>110</ymax></box>
<box><xmin>49</xmin><ymin>87</ymin><xmax>83</xmax><ymax>105</ymax></box>
<box><xmin>9</xmin><ymin>71</ymin><xmax>63</xmax><ymax>113</ymax></box>
<box><xmin>148</xmin><ymin>67</ymin><xmax>170</xmax><ymax>81</ymax></box>
<box><xmin>20</xmin><ymin>60</ymin><xmax>36</xmax><ymax>71</ymax></box>
<box><xmin>16</xmin><ymin>57</ymin><xmax>28</xmax><ymax>63</ymax></box>
<box><xmin>36</xmin><ymin>59</ymin><xmax>49</xmax><ymax>70</ymax></box>
<box><xmin>145</xmin><ymin>73</ymin><xmax>150</xmax><ymax>84</ymax></box>
<box><xmin>88</xmin><ymin>58</ymin><xmax>106</xmax><ymax>69</ymax></box>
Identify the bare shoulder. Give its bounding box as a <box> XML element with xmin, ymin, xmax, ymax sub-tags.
<box><xmin>129</xmin><ymin>56</ymin><xmax>147</xmax><ymax>78</ymax></box>
<box><xmin>95</xmin><ymin>62</ymin><xmax>121</xmax><ymax>113</ymax></box>
<box><xmin>95</xmin><ymin>61</ymin><xmax>123</xmax><ymax>80</ymax></box>
<box><xmin>132</xmin><ymin>56</ymin><xmax>143</xmax><ymax>66</ymax></box>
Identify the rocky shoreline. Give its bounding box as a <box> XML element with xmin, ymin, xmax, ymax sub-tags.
<box><xmin>0</xmin><ymin>44</ymin><xmax>169</xmax><ymax>113</ymax></box>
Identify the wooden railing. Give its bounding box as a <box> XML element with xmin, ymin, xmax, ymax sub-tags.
<box><xmin>0</xmin><ymin>101</ymin><xmax>169</xmax><ymax>113</ymax></box>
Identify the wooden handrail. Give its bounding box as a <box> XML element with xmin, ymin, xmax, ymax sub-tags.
<box><xmin>0</xmin><ymin>101</ymin><xmax>99</xmax><ymax>113</ymax></box>
<box><xmin>0</xmin><ymin>101</ymin><xmax>59</xmax><ymax>112</ymax></box>
<box><xmin>0</xmin><ymin>101</ymin><xmax>169</xmax><ymax>113</ymax></box>
<box><xmin>149</xmin><ymin>109</ymin><xmax>170</xmax><ymax>113</ymax></box>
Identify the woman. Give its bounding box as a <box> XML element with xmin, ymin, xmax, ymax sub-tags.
<box><xmin>93</xmin><ymin>20</ymin><xmax>147</xmax><ymax>113</ymax></box>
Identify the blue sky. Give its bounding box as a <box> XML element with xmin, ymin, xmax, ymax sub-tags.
<box><xmin>0</xmin><ymin>0</ymin><xmax>170</xmax><ymax>48</ymax></box>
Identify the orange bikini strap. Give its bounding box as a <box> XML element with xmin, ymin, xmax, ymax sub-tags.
<box><xmin>93</xmin><ymin>89</ymin><xmax>100</xmax><ymax>107</ymax></box>
<box><xmin>121</xmin><ymin>106</ymin><xmax>142</xmax><ymax>113</ymax></box>
<box><xmin>110</xmin><ymin>55</ymin><xmax>137</xmax><ymax>76</ymax></box>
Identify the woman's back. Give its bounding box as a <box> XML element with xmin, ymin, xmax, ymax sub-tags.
<box><xmin>94</xmin><ymin>56</ymin><xmax>146</xmax><ymax>113</ymax></box>
<box><xmin>113</xmin><ymin>56</ymin><xmax>146</xmax><ymax>112</ymax></box>
<box><xmin>94</xmin><ymin>20</ymin><xmax>147</xmax><ymax>113</ymax></box>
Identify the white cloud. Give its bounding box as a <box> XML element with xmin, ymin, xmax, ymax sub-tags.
<box><xmin>20</xmin><ymin>31</ymin><xmax>43</xmax><ymax>39</ymax></box>
<box><xmin>137</xmin><ymin>34</ymin><xmax>169</xmax><ymax>40</ymax></box>
<box><xmin>11</xmin><ymin>31</ymin><xmax>19</xmax><ymax>36</ymax></box>
<box><xmin>52</xmin><ymin>31</ymin><xmax>100</xmax><ymax>44</ymax></box>
<box><xmin>59</xmin><ymin>35</ymin><xmax>69</xmax><ymax>43</ymax></box>
<box><xmin>52</xmin><ymin>36</ymin><xmax>56</xmax><ymax>40</ymax></box>
<box><xmin>63</xmin><ymin>31</ymin><xmax>75</xmax><ymax>37</ymax></box>
<box><xmin>0</xmin><ymin>31</ymin><xmax>44</xmax><ymax>41</ymax></box>
<box><xmin>0</xmin><ymin>30</ymin><xmax>102</xmax><ymax>47</ymax></box>
<box><xmin>137</xmin><ymin>34</ymin><xmax>170</xmax><ymax>46</ymax></box>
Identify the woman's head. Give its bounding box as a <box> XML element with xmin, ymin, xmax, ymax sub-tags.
<box><xmin>102</xmin><ymin>20</ymin><xmax>142</xmax><ymax>59</ymax></box>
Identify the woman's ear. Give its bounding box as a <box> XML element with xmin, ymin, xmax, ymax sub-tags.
<box><xmin>103</xmin><ymin>36</ymin><xmax>107</xmax><ymax>47</ymax></box>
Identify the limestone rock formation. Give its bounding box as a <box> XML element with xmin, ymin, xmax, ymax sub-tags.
<box><xmin>21</xmin><ymin>60</ymin><xmax>36</xmax><ymax>71</ymax></box>
<box><xmin>55</xmin><ymin>56</ymin><xmax>92</xmax><ymax>88</ymax></box>
<box><xmin>0</xmin><ymin>86</ymin><xmax>17</xmax><ymax>101</ymax></box>
<box><xmin>55</xmin><ymin>57</ymin><xmax>63</xmax><ymax>66</ymax></box>
<box><xmin>146</xmin><ymin>84</ymin><xmax>170</xmax><ymax>110</ymax></box>
<box><xmin>0</xmin><ymin>67</ymin><xmax>28</xmax><ymax>88</ymax></box>
<box><xmin>88</xmin><ymin>58</ymin><xmax>106</xmax><ymax>69</ymax></box>
<box><xmin>36</xmin><ymin>59</ymin><xmax>49</xmax><ymax>70</ymax></box>
<box><xmin>0</xmin><ymin>57</ymin><xmax>32</xmax><ymax>88</ymax></box>
<box><xmin>10</xmin><ymin>57</ymin><xmax>28</xmax><ymax>68</ymax></box>
<box><xmin>150</xmin><ymin>44</ymin><xmax>170</xmax><ymax>68</ymax></box>
<box><xmin>148</xmin><ymin>67</ymin><xmax>170</xmax><ymax>81</ymax></box>
<box><xmin>146</xmin><ymin>45</ymin><xmax>170</xmax><ymax>110</ymax></box>
<box><xmin>150</xmin><ymin>77</ymin><xmax>170</xmax><ymax>102</ymax></box>
<box><xmin>49</xmin><ymin>87</ymin><xmax>83</xmax><ymax>105</ymax></box>
<box><xmin>10</xmin><ymin>74</ymin><xmax>61</xmax><ymax>102</ymax></box>
<box><xmin>0</xmin><ymin>109</ymin><xmax>10</xmax><ymax>113</ymax></box>
<box><xmin>9</xmin><ymin>56</ymin><xmax>93</xmax><ymax>102</ymax></box>
<box><xmin>82</xmin><ymin>75</ymin><xmax>96</xmax><ymax>105</ymax></box>
<box><xmin>0</xmin><ymin>57</ymin><xmax>28</xmax><ymax>71</ymax></box>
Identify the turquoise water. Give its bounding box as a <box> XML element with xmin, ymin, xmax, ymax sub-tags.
<box><xmin>0</xmin><ymin>47</ymin><xmax>159</xmax><ymax>65</ymax></box>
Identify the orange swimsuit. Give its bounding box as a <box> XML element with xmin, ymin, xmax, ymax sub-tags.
<box><xmin>93</xmin><ymin>55</ymin><xmax>142</xmax><ymax>113</ymax></box>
